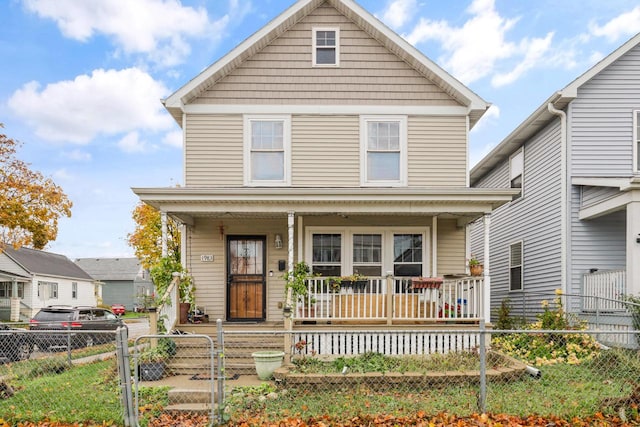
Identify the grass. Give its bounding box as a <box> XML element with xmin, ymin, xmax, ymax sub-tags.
<box><xmin>226</xmin><ymin>349</ymin><xmax>640</xmax><ymax>424</ymax></box>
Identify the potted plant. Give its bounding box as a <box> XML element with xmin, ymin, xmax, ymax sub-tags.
<box><xmin>328</xmin><ymin>273</ymin><xmax>368</xmax><ymax>293</ymax></box>
<box><xmin>284</xmin><ymin>261</ymin><xmax>317</xmax><ymax>318</ymax></box>
<box><xmin>178</xmin><ymin>272</ymin><xmax>195</xmax><ymax>324</ymax></box>
<box><xmin>137</xmin><ymin>337</ymin><xmax>176</xmax><ymax>381</ymax></box>
<box><xmin>138</xmin><ymin>346</ymin><xmax>167</xmax><ymax>381</ymax></box>
<box><xmin>468</xmin><ymin>256</ymin><xmax>483</xmax><ymax>276</ymax></box>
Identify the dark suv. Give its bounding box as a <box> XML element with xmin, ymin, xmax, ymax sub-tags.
<box><xmin>0</xmin><ymin>324</ymin><xmax>33</xmax><ymax>362</ymax></box>
<box><xmin>29</xmin><ymin>306</ymin><xmax>124</xmax><ymax>351</ymax></box>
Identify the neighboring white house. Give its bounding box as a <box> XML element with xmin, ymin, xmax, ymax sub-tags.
<box><xmin>0</xmin><ymin>246</ymin><xmax>99</xmax><ymax>321</ymax></box>
<box><xmin>469</xmin><ymin>32</ymin><xmax>640</xmax><ymax>345</ymax></box>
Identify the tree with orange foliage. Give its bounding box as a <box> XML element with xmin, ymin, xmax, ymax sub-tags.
<box><xmin>0</xmin><ymin>124</ymin><xmax>72</xmax><ymax>250</ymax></box>
<box><xmin>127</xmin><ymin>202</ymin><xmax>181</xmax><ymax>270</ymax></box>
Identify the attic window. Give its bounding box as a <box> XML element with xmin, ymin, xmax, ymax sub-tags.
<box><xmin>313</xmin><ymin>27</ymin><xmax>339</xmax><ymax>66</ymax></box>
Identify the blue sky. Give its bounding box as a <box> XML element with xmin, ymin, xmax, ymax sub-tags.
<box><xmin>1</xmin><ymin>0</ymin><xmax>639</xmax><ymax>260</ymax></box>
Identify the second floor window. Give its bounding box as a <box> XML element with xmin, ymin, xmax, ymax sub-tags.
<box><xmin>244</xmin><ymin>116</ymin><xmax>291</xmax><ymax>186</ymax></box>
<box><xmin>72</xmin><ymin>282</ymin><xmax>77</xmax><ymax>299</ymax></box>
<box><xmin>313</xmin><ymin>28</ymin><xmax>339</xmax><ymax>66</ymax></box>
<box><xmin>361</xmin><ymin>116</ymin><xmax>407</xmax><ymax>186</ymax></box>
<box><xmin>510</xmin><ymin>149</ymin><xmax>524</xmax><ymax>200</ymax></box>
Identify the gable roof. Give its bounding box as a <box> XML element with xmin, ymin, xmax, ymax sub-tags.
<box><xmin>163</xmin><ymin>0</ymin><xmax>489</xmax><ymax>127</ymax></box>
<box><xmin>75</xmin><ymin>257</ymin><xmax>149</xmax><ymax>282</ymax></box>
<box><xmin>3</xmin><ymin>246</ymin><xmax>94</xmax><ymax>281</ymax></box>
<box><xmin>470</xmin><ymin>31</ymin><xmax>640</xmax><ymax>185</ymax></box>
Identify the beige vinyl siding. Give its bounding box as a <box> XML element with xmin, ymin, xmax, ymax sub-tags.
<box><xmin>185</xmin><ymin>115</ymin><xmax>243</xmax><ymax>187</ymax></box>
<box><xmin>187</xmin><ymin>218</ymin><xmax>287</xmax><ymax>322</ymax></box>
<box><xmin>193</xmin><ymin>4</ymin><xmax>459</xmax><ymax>107</ymax></box>
<box><xmin>292</xmin><ymin>115</ymin><xmax>360</xmax><ymax>186</ymax></box>
<box><xmin>437</xmin><ymin>218</ymin><xmax>466</xmax><ymax>275</ymax></box>
<box><xmin>408</xmin><ymin>116</ymin><xmax>467</xmax><ymax>186</ymax></box>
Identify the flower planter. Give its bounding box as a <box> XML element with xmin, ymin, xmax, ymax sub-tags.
<box><xmin>470</xmin><ymin>264</ymin><xmax>484</xmax><ymax>276</ymax></box>
<box><xmin>252</xmin><ymin>350</ymin><xmax>285</xmax><ymax>380</ymax></box>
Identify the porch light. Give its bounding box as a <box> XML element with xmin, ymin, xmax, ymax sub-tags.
<box><xmin>274</xmin><ymin>234</ymin><xmax>283</xmax><ymax>249</ymax></box>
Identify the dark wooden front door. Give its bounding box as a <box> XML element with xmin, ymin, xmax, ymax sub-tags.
<box><xmin>227</xmin><ymin>236</ymin><xmax>266</xmax><ymax>321</ymax></box>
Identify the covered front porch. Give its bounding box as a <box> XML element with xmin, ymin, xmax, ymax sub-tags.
<box><xmin>133</xmin><ymin>187</ymin><xmax>516</xmax><ymax>328</ymax></box>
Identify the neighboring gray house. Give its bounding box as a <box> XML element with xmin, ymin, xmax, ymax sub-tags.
<box><xmin>0</xmin><ymin>246</ymin><xmax>99</xmax><ymax>321</ymax></box>
<box><xmin>75</xmin><ymin>258</ymin><xmax>153</xmax><ymax>311</ymax></box>
<box><xmin>470</xmin><ymin>33</ymin><xmax>640</xmax><ymax>341</ymax></box>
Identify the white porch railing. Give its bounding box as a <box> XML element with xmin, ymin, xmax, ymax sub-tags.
<box><xmin>582</xmin><ymin>269</ymin><xmax>626</xmax><ymax>312</ymax></box>
<box><xmin>0</xmin><ymin>298</ymin><xmax>10</xmax><ymax>309</ymax></box>
<box><xmin>293</xmin><ymin>276</ymin><xmax>484</xmax><ymax>323</ymax></box>
<box><xmin>157</xmin><ymin>275</ymin><xmax>179</xmax><ymax>333</ymax></box>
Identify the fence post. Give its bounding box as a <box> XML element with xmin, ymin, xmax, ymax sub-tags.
<box><xmin>478</xmin><ymin>319</ymin><xmax>487</xmax><ymax>413</ymax></box>
<box><xmin>216</xmin><ymin>319</ymin><xmax>224</xmax><ymax>425</ymax></box>
<box><xmin>115</xmin><ymin>326</ymin><xmax>135</xmax><ymax>427</ymax></box>
<box><xmin>148</xmin><ymin>307</ymin><xmax>158</xmax><ymax>348</ymax></box>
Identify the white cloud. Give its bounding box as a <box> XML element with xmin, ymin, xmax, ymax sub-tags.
<box><xmin>53</xmin><ymin>168</ymin><xmax>72</xmax><ymax>180</ymax></box>
<box><xmin>405</xmin><ymin>0</ymin><xmax>553</xmax><ymax>87</ymax></box>
<box><xmin>492</xmin><ymin>32</ymin><xmax>554</xmax><ymax>87</ymax></box>
<box><xmin>7</xmin><ymin>67</ymin><xmax>173</xmax><ymax>144</ymax></box>
<box><xmin>589</xmin><ymin>6</ymin><xmax>640</xmax><ymax>42</ymax></box>
<box><xmin>22</xmin><ymin>0</ymin><xmax>234</xmax><ymax>67</ymax></box>
<box><xmin>117</xmin><ymin>131</ymin><xmax>147</xmax><ymax>153</ymax></box>
<box><xmin>378</xmin><ymin>0</ymin><xmax>417</xmax><ymax>30</ymax></box>
<box><xmin>163</xmin><ymin>130</ymin><xmax>183</xmax><ymax>148</ymax></box>
<box><xmin>64</xmin><ymin>149</ymin><xmax>92</xmax><ymax>162</ymax></box>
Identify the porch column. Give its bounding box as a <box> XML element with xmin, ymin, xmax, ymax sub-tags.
<box><xmin>483</xmin><ymin>213</ymin><xmax>491</xmax><ymax>323</ymax></box>
<box><xmin>10</xmin><ymin>278</ymin><xmax>19</xmax><ymax>322</ymax></box>
<box><xmin>627</xmin><ymin>200</ymin><xmax>640</xmax><ymax>295</ymax></box>
<box><xmin>161</xmin><ymin>211</ymin><xmax>168</xmax><ymax>257</ymax></box>
<box><xmin>284</xmin><ymin>211</ymin><xmax>295</xmax><ymax>364</ymax></box>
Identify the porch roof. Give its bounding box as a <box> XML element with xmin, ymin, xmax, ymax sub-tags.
<box><xmin>132</xmin><ymin>186</ymin><xmax>517</xmax><ymax>225</ymax></box>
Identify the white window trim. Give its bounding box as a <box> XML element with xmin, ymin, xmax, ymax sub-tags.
<box><xmin>305</xmin><ymin>226</ymin><xmax>430</xmax><ymax>277</ymax></box>
<box><xmin>509</xmin><ymin>147</ymin><xmax>524</xmax><ymax>201</ymax></box>
<box><xmin>312</xmin><ymin>27</ymin><xmax>340</xmax><ymax>67</ymax></box>
<box><xmin>360</xmin><ymin>115</ymin><xmax>408</xmax><ymax>187</ymax></box>
<box><xmin>509</xmin><ymin>240</ymin><xmax>523</xmax><ymax>292</ymax></box>
<box><xmin>633</xmin><ymin>110</ymin><xmax>640</xmax><ymax>174</ymax></box>
<box><xmin>243</xmin><ymin>115</ymin><xmax>292</xmax><ymax>186</ymax></box>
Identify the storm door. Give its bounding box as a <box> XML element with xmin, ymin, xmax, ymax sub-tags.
<box><xmin>227</xmin><ymin>236</ymin><xmax>266</xmax><ymax>321</ymax></box>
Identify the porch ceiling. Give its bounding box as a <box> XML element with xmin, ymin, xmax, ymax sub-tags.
<box><xmin>132</xmin><ymin>186</ymin><xmax>518</xmax><ymax>224</ymax></box>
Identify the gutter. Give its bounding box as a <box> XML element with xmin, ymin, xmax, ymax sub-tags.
<box><xmin>547</xmin><ymin>102</ymin><xmax>568</xmax><ymax>295</ymax></box>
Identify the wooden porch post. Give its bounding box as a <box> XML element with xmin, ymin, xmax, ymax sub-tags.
<box><xmin>283</xmin><ymin>211</ymin><xmax>295</xmax><ymax>364</ymax></box>
<box><xmin>10</xmin><ymin>278</ymin><xmax>19</xmax><ymax>322</ymax></box>
<box><xmin>483</xmin><ymin>213</ymin><xmax>491</xmax><ymax>323</ymax></box>
<box><xmin>161</xmin><ymin>211</ymin><xmax>168</xmax><ymax>257</ymax></box>
<box><xmin>386</xmin><ymin>273</ymin><xmax>393</xmax><ymax>325</ymax></box>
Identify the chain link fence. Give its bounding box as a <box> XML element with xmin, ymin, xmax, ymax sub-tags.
<box><xmin>0</xmin><ymin>321</ymin><xmax>640</xmax><ymax>425</ymax></box>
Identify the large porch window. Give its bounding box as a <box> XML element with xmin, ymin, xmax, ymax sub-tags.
<box><xmin>308</xmin><ymin>228</ymin><xmax>429</xmax><ymax>277</ymax></box>
<box><xmin>0</xmin><ymin>282</ymin><xmax>24</xmax><ymax>298</ymax></box>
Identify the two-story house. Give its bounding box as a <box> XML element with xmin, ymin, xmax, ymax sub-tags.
<box><xmin>133</xmin><ymin>0</ymin><xmax>515</xmax><ymax>331</ymax></box>
<box><xmin>470</xmin><ymin>32</ymin><xmax>640</xmax><ymax>344</ymax></box>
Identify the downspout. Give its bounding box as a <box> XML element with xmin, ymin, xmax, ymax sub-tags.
<box><xmin>547</xmin><ymin>102</ymin><xmax>568</xmax><ymax>295</ymax></box>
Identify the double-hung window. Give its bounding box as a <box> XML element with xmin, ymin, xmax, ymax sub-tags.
<box><xmin>311</xmin><ymin>233</ymin><xmax>342</xmax><ymax>276</ymax></box>
<box><xmin>313</xmin><ymin>28</ymin><xmax>339</xmax><ymax>66</ymax></box>
<box><xmin>509</xmin><ymin>241</ymin><xmax>523</xmax><ymax>291</ymax></box>
<box><xmin>361</xmin><ymin>116</ymin><xmax>407</xmax><ymax>186</ymax></box>
<box><xmin>510</xmin><ymin>149</ymin><xmax>524</xmax><ymax>200</ymax></box>
<box><xmin>393</xmin><ymin>234</ymin><xmax>423</xmax><ymax>277</ymax></box>
<box><xmin>244</xmin><ymin>115</ymin><xmax>291</xmax><ymax>186</ymax></box>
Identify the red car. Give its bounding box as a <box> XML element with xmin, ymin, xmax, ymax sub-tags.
<box><xmin>111</xmin><ymin>304</ymin><xmax>125</xmax><ymax>316</ymax></box>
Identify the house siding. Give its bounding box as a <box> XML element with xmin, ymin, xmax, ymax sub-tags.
<box><xmin>186</xmin><ymin>114</ymin><xmax>468</xmax><ymax>188</ymax></box>
<box><xmin>193</xmin><ymin>4</ymin><xmax>459</xmax><ymax>107</ymax></box>
<box><xmin>437</xmin><ymin>218</ymin><xmax>466</xmax><ymax>276</ymax></box>
<box><xmin>581</xmin><ymin>185</ymin><xmax>623</xmax><ymax>208</ymax></box>
<box><xmin>471</xmin><ymin>119</ymin><xmax>563</xmax><ymax>318</ymax></box>
<box><xmin>569</xmin><ymin>186</ymin><xmax>626</xmax><ymax>306</ymax></box>
<box><xmin>570</xmin><ymin>44</ymin><xmax>640</xmax><ymax>177</ymax></box>
<box><xmin>0</xmin><ymin>253</ymin><xmax>29</xmax><ymax>277</ymax></box>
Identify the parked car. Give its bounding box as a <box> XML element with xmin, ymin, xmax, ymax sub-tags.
<box><xmin>111</xmin><ymin>304</ymin><xmax>125</xmax><ymax>316</ymax></box>
<box><xmin>29</xmin><ymin>306</ymin><xmax>124</xmax><ymax>351</ymax></box>
<box><xmin>0</xmin><ymin>324</ymin><xmax>33</xmax><ymax>362</ymax></box>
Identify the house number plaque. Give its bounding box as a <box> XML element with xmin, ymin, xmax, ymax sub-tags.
<box><xmin>200</xmin><ymin>254</ymin><xmax>214</xmax><ymax>262</ymax></box>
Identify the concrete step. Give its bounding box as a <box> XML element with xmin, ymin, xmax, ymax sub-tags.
<box><xmin>168</xmin><ymin>388</ymin><xmax>213</xmax><ymax>404</ymax></box>
<box><xmin>163</xmin><ymin>402</ymin><xmax>211</xmax><ymax>414</ymax></box>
